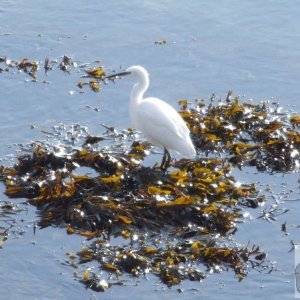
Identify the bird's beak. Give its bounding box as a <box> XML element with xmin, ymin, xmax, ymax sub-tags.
<box><xmin>105</xmin><ymin>71</ymin><xmax>131</xmax><ymax>80</ymax></box>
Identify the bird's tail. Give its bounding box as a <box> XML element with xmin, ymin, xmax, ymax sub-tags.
<box><xmin>179</xmin><ymin>137</ymin><xmax>196</xmax><ymax>158</ymax></box>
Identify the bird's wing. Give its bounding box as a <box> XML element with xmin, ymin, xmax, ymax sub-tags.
<box><xmin>136</xmin><ymin>97</ymin><xmax>190</xmax><ymax>148</ymax></box>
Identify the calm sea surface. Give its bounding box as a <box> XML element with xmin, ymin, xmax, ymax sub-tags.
<box><xmin>1</xmin><ymin>1</ymin><xmax>300</xmax><ymax>299</ymax></box>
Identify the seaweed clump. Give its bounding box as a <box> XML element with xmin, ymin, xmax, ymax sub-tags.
<box><xmin>0</xmin><ymin>55</ymin><xmax>106</xmax><ymax>92</ymax></box>
<box><xmin>1</xmin><ymin>94</ymin><xmax>298</xmax><ymax>291</ymax></box>
<box><xmin>179</xmin><ymin>94</ymin><xmax>300</xmax><ymax>172</ymax></box>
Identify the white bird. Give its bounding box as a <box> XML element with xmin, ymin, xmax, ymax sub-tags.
<box><xmin>106</xmin><ymin>65</ymin><xmax>196</xmax><ymax>170</ymax></box>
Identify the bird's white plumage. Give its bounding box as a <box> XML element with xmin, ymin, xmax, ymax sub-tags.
<box><xmin>135</xmin><ymin>97</ymin><xmax>195</xmax><ymax>157</ymax></box>
<box><xmin>124</xmin><ymin>65</ymin><xmax>196</xmax><ymax>158</ymax></box>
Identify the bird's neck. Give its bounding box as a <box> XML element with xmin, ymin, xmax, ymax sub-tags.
<box><xmin>129</xmin><ymin>79</ymin><xmax>149</xmax><ymax>128</ymax></box>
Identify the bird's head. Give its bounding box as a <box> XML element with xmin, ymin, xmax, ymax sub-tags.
<box><xmin>125</xmin><ymin>65</ymin><xmax>149</xmax><ymax>79</ymax></box>
<box><xmin>105</xmin><ymin>65</ymin><xmax>149</xmax><ymax>82</ymax></box>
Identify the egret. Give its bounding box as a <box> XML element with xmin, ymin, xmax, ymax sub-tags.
<box><xmin>106</xmin><ymin>65</ymin><xmax>196</xmax><ymax>170</ymax></box>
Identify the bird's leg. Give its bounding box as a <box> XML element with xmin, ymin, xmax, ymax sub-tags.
<box><xmin>160</xmin><ymin>148</ymin><xmax>167</xmax><ymax>170</ymax></box>
<box><xmin>160</xmin><ymin>148</ymin><xmax>171</xmax><ymax>171</ymax></box>
<box><xmin>165</xmin><ymin>148</ymin><xmax>171</xmax><ymax>169</ymax></box>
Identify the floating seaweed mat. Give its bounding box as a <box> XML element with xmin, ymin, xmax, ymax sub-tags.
<box><xmin>179</xmin><ymin>95</ymin><xmax>300</xmax><ymax>172</ymax></box>
<box><xmin>0</xmin><ymin>144</ymin><xmax>269</xmax><ymax>290</ymax></box>
<box><xmin>1</xmin><ymin>95</ymin><xmax>298</xmax><ymax>291</ymax></box>
<box><xmin>0</xmin><ymin>55</ymin><xmax>106</xmax><ymax>93</ymax></box>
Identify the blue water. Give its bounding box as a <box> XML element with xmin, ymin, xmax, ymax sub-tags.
<box><xmin>1</xmin><ymin>1</ymin><xmax>300</xmax><ymax>299</ymax></box>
